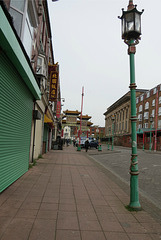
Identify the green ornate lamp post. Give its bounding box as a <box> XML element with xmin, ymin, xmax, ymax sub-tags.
<box><xmin>119</xmin><ymin>0</ymin><xmax>144</xmax><ymax>210</ymax></box>
<box><xmin>149</xmin><ymin>115</ymin><xmax>153</xmax><ymax>151</ymax></box>
<box><xmin>111</xmin><ymin>115</ymin><xmax>115</xmax><ymax>151</ymax></box>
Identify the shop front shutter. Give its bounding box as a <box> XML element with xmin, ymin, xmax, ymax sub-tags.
<box><xmin>0</xmin><ymin>51</ymin><xmax>33</xmax><ymax>192</ymax></box>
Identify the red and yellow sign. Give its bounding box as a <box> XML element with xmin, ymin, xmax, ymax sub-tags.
<box><xmin>56</xmin><ymin>101</ymin><xmax>61</xmax><ymax>119</ymax></box>
<box><xmin>48</xmin><ymin>63</ymin><xmax>59</xmax><ymax>102</ymax></box>
<box><xmin>49</xmin><ymin>71</ymin><xmax>58</xmax><ymax>101</ymax></box>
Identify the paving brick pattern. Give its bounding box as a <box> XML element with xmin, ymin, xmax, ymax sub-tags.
<box><xmin>0</xmin><ymin>146</ymin><xmax>161</xmax><ymax>239</ymax></box>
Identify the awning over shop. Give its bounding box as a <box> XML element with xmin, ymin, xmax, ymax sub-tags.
<box><xmin>44</xmin><ymin>115</ymin><xmax>54</xmax><ymax>128</ymax></box>
<box><xmin>44</xmin><ymin>114</ymin><xmax>53</xmax><ymax>123</ymax></box>
<box><xmin>137</xmin><ymin>128</ymin><xmax>161</xmax><ymax>134</ymax></box>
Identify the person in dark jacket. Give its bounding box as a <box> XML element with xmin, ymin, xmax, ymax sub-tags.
<box><xmin>85</xmin><ymin>138</ymin><xmax>89</xmax><ymax>152</ymax></box>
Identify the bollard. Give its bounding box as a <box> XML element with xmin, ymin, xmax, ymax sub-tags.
<box><xmin>98</xmin><ymin>144</ymin><xmax>102</xmax><ymax>151</ymax></box>
<box><xmin>77</xmin><ymin>144</ymin><xmax>81</xmax><ymax>151</ymax></box>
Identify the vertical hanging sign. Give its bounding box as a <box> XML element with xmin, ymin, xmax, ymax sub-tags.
<box><xmin>49</xmin><ymin>64</ymin><xmax>59</xmax><ymax>101</ymax></box>
<box><xmin>56</xmin><ymin>101</ymin><xmax>61</xmax><ymax>119</ymax></box>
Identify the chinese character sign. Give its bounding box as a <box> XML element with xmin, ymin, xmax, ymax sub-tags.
<box><xmin>49</xmin><ymin>71</ymin><xmax>58</xmax><ymax>101</ymax></box>
<box><xmin>56</xmin><ymin>101</ymin><xmax>61</xmax><ymax>119</ymax></box>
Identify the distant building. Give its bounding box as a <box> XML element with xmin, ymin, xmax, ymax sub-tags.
<box><xmin>104</xmin><ymin>89</ymin><xmax>148</xmax><ymax>147</ymax></box>
<box><xmin>61</xmin><ymin>110</ymin><xmax>105</xmax><ymax>140</ymax></box>
<box><xmin>136</xmin><ymin>84</ymin><xmax>161</xmax><ymax>151</ymax></box>
<box><xmin>62</xmin><ymin>110</ymin><xmax>93</xmax><ymax>139</ymax></box>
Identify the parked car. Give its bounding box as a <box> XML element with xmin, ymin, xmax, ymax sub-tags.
<box><xmin>89</xmin><ymin>140</ymin><xmax>98</xmax><ymax>149</ymax></box>
<box><xmin>75</xmin><ymin>137</ymin><xmax>86</xmax><ymax>148</ymax></box>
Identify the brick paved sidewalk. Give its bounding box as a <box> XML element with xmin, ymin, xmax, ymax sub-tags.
<box><xmin>0</xmin><ymin>145</ymin><xmax>161</xmax><ymax>240</ymax></box>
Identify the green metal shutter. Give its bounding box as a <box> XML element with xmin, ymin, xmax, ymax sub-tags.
<box><xmin>0</xmin><ymin>51</ymin><xmax>33</xmax><ymax>192</ymax></box>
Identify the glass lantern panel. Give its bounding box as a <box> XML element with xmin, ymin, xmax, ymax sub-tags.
<box><xmin>135</xmin><ymin>13</ymin><xmax>141</xmax><ymax>32</ymax></box>
<box><xmin>125</xmin><ymin>12</ymin><xmax>134</xmax><ymax>32</ymax></box>
<box><xmin>122</xmin><ymin>18</ymin><xmax>125</xmax><ymax>35</ymax></box>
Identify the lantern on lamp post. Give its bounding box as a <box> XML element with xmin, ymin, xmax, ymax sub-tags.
<box><xmin>119</xmin><ymin>0</ymin><xmax>144</xmax><ymax>210</ymax></box>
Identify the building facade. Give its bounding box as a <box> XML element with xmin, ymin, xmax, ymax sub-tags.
<box><xmin>104</xmin><ymin>90</ymin><xmax>148</xmax><ymax>147</ymax></box>
<box><xmin>0</xmin><ymin>0</ymin><xmax>59</xmax><ymax>192</ymax></box>
<box><xmin>0</xmin><ymin>1</ymin><xmax>41</xmax><ymax>192</ymax></box>
<box><xmin>136</xmin><ymin>84</ymin><xmax>161</xmax><ymax>151</ymax></box>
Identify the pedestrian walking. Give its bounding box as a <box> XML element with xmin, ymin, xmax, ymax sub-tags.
<box><xmin>85</xmin><ymin>138</ymin><xmax>89</xmax><ymax>152</ymax></box>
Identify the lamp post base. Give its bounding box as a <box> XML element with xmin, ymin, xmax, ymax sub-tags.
<box><xmin>98</xmin><ymin>144</ymin><xmax>102</xmax><ymax>151</ymax></box>
<box><xmin>77</xmin><ymin>145</ymin><xmax>81</xmax><ymax>151</ymax></box>
<box><xmin>129</xmin><ymin>173</ymin><xmax>141</xmax><ymax>211</ymax></box>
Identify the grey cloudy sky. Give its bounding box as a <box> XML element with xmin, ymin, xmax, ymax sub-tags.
<box><xmin>48</xmin><ymin>0</ymin><xmax>161</xmax><ymax>127</ymax></box>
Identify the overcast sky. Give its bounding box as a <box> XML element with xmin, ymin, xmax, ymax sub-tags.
<box><xmin>48</xmin><ymin>0</ymin><xmax>161</xmax><ymax>127</ymax></box>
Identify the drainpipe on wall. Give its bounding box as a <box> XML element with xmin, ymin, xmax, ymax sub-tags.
<box><xmin>32</xmin><ymin>101</ymin><xmax>36</xmax><ymax>163</ymax></box>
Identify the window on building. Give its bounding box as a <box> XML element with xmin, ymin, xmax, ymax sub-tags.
<box><xmin>153</xmin><ymin>88</ymin><xmax>157</xmax><ymax>94</ymax></box>
<box><xmin>152</xmin><ymin>109</ymin><xmax>155</xmax><ymax>117</ymax></box>
<box><xmin>9</xmin><ymin>0</ymin><xmax>39</xmax><ymax>57</ymax></box>
<box><xmin>144</xmin><ymin>123</ymin><xmax>148</xmax><ymax>129</ymax></box>
<box><xmin>145</xmin><ymin>102</ymin><xmax>149</xmax><ymax>110</ymax></box>
<box><xmin>136</xmin><ymin>97</ymin><xmax>139</xmax><ymax>104</ymax></box>
<box><xmin>138</xmin><ymin>124</ymin><xmax>142</xmax><ymax>130</ymax></box>
<box><xmin>125</xmin><ymin>121</ymin><xmax>127</xmax><ymax>131</ymax></box>
<box><xmin>36</xmin><ymin>54</ymin><xmax>47</xmax><ymax>77</ymax></box>
<box><xmin>158</xmin><ymin>120</ymin><xmax>161</xmax><ymax>128</ymax></box>
<box><xmin>9</xmin><ymin>0</ymin><xmax>25</xmax><ymax>37</ymax></box>
<box><xmin>144</xmin><ymin>112</ymin><xmax>149</xmax><ymax>120</ymax></box>
<box><xmin>158</xmin><ymin>107</ymin><xmax>161</xmax><ymax>116</ymax></box>
<box><xmin>138</xmin><ymin>114</ymin><xmax>142</xmax><ymax>121</ymax></box>
<box><xmin>122</xmin><ymin>122</ymin><xmax>124</xmax><ymax>131</ymax></box>
<box><xmin>152</xmin><ymin>99</ymin><xmax>155</xmax><ymax>107</ymax></box>
<box><xmin>159</xmin><ymin>96</ymin><xmax>161</xmax><ymax>104</ymax></box>
<box><xmin>146</xmin><ymin>91</ymin><xmax>150</xmax><ymax>98</ymax></box>
<box><xmin>139</xmin><ymin>105</ymin><xmax>143</xmax><ymax>112</ymax></box>
<box><xmin>136</xmin><ymin>108</ymin><xmax>137</xmax><ymax>114</ymax></box>
<box><xmin>140</xmin><ymin>94</ymin><xmax>144</xmax><ymax>101</ymax></box>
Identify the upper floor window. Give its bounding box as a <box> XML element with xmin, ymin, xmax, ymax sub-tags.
<box><xmin>136</xmin><ymin>97</ymin><xmax>139</xmax><ymax>104</ymax></box>
<box><xmin>9</xmin><ymin>0</ymin><xmax>39</xmax><ymax>57</ymax></box>
<box><xmin>9</xmin><ymin>0</ymin><xmax>26</xmax><ymax>37</ymax></box>
<box><xmin>152</xmin><ymin>109</ymin><xmax>155</xmax><ymax>117</ymax></box>
<box><xmin>139</xmin><ymin>105</ymin><xmax>143</xmax><ymax>112</ymax></box>
<box><xmin>158</xmin><ymin>107</ymin><xmax>161</xmax><ymax>116</ymax></box>
<box><xmin>138</xmin><ymin>124</ymin><xmax>142</xmax><ymax>130</ymax></box>
<box><xmin>159</xmin><ymin>96</ymin><xmax>161</xmax><ymax>104</ymax></box>
<box><xmin>144</xmin><ymin>123</ymin><xmax>148</xmax><ymax>129</ymax></box>
<box><xmin>146</xmin><ymin>91</ymin><xmax>150</xmax><ymax>98</ymax></box>
<box><xmin>145</xmin><ymin>102</ymin><xmax>149</xmax><ymax>110</ymax></box>
<box><xmin>144</xmin><ymin>112</ymin><xmax>149</xmax><ymax>120</ymax></box>
<box><xmin>138</xmin><ymin>114</ymin><xmax>142</xmax><ymax>121</ymax></box>
<box><xmin>158</xmin><ymin>120</ymin><xmax>161</xmax><ymax>128</ymax></box>
<box><xmin>152</xmin><ymin>99</ymin><xmax>155</xmax><ymax>107</ymax></box>
<box><xmin>153</xmin><ymin>88</ymin><xmax>157</xmax><ymax>94</ymax></box>
<box><xmin>140</xmin><ymin>94</ymin><xmax>144</xmax><ymax>101</ymax></box>
<box><xmin>36</xmin><ymin>54</ymin><xmax>47</xmax><ymax>78</ymax></box>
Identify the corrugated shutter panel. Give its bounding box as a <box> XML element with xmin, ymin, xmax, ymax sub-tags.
<box><xmin>0</xmin><ymin>51</ymin><xmax>33</xmax><ymax>192</ymax></box>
